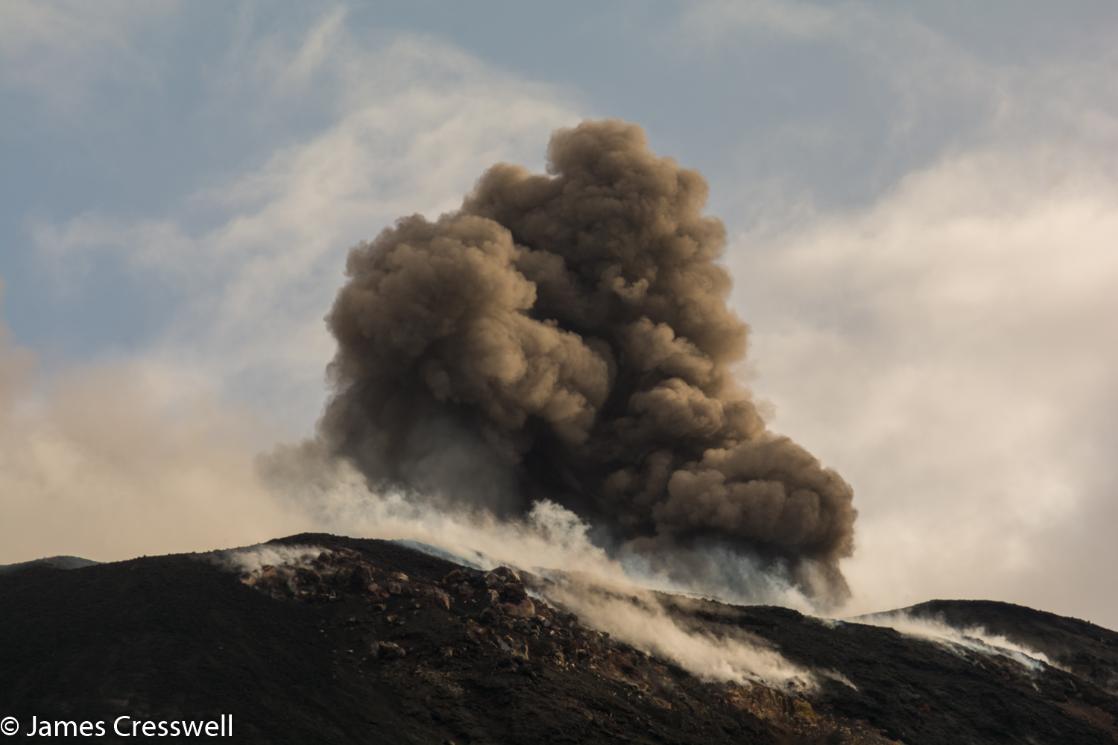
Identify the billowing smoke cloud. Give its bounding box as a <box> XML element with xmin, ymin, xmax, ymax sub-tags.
<box><xmin>317</xmin><ymin>120</ymin><xmax>856</xmax><ymax>601</ymax></box>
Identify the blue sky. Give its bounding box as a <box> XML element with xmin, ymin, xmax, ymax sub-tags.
<box><xmin>3</xmin><ymin>1</ymin><xmax>1118</xmax><ymax>626</ymax></box>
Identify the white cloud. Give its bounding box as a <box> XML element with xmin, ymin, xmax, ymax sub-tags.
<box><xmin>0</xmin><ymin>319</ymin><xmax>305</xmax><ymax>563</ymax></box>
<box><xmin>732</xmin><ymin>145</ymin><xmax>1118</xmax><ymax>626</ymax></box>
<box><xmin>675</xmin><ymin>0</ymin><xmax>1118</xmax><ymax>626</ymax></box>
<box><xmin>30</xmin><ymin>10</ymin><xmax>581</xmax><ymax>432</ymax></box>
<box><xmin>681</xmin><ymin>0</ymin><xmax>839</xmax><ymax>41</ymax></box>
<box><xmin>677</xmin><ymin>0</ymin><xmax>1007</xmax><ymax>219</ymax></box>
<box><xmin>0</xmin><ymin>0</ymin><xmax>175</xmax><ymax>110</ymax></box>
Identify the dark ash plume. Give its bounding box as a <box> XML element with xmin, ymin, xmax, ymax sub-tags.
<box><xmin>318</xmin><ymin>120</ymin><xmax>856</xmax><ymax>600</ymax></box>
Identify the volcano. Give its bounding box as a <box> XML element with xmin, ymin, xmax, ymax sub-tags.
<box><xmin>1</xmin><ymin>535</ymin><xmax>1115</xmax><ymax>744</ymax></box>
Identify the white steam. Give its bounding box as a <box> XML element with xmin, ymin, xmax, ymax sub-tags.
<box><xmin>536</xmin><ymin>572</ymin><xmax>814</xmax><ymax>688</ymax></box>
<box><xmin>261</xmin><ymin>447</ymin><xmax>816</xmax><ymax>688</ymax></box>
<box><xmin>856</xmin><ymin>612</ymin><xmax>1059</xmax><ymax>673</ymax></box>
<box><xmin>211</xmin><ymin>544</ymin><xmax>328</xmax><ymax>575</ymax></box>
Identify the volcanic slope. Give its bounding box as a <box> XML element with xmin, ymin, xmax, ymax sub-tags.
<box><xmin>0</xmin><ymin>535</ymin><xmax>1115</xmax><ymax>744</ymax></box>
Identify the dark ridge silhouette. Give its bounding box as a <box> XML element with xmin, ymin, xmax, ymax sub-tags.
<box><xmin>0</xmin><ymin>555</ymin><xmax>98</xmax><ymax>574</ymax></box>
<box><xmin>1</xmin><ymin>534</ymin><xmax>1114</xmax><ymax>744</ymax></box>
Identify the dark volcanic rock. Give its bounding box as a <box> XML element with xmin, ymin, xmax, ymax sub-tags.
<box><xmin>0</xmin><ymin>534</ymin><xmax>1114</xmax><ymax>744</ymax></box>
<box><xmin>880</xmin><ymin>599</ymin><xmax>1118</xmax><ymax>696</ymax></box>
<box><xmin>0</xmin><ymin>555</ymin><xmax>98</xmax><ymax>574</ymax></box>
